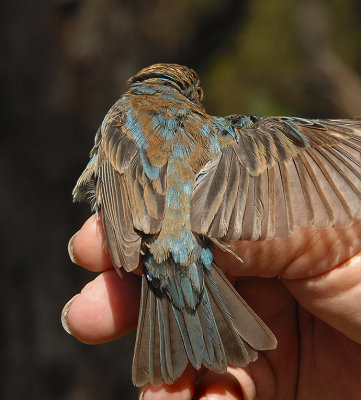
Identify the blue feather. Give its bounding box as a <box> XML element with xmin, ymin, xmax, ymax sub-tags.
<box><xmin>152</xmin><ymin>114</ymin><xmax>178</xmax><ymax>140</ymax></box>
<box><xmin>139</xmin><ymin>148</ymin><xmax>160</xmax><ymax>179</ymax></box>
<box><xmin>125</xmin><ymin>107</ymin><xmax>148</xmax><ymax>148</ymax></box>
<box><xmin>201</xmin><ymin>247</ymin><xmax>213</xmax><ymax>270</ymax></box>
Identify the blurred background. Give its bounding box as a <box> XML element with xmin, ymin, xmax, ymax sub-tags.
<box><xmin>1</xmin><ymin>0</ymin><xmax>361</xmax><ymax>398</ymax></box>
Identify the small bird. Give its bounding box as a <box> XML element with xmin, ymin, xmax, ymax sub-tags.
<box><xmin>73</xmin><ymin>63</ymin><xmax>361</xmax><ymax>387</ymax></box>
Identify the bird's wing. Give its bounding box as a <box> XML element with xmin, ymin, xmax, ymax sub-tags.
<box><xmin>191</xmin><ymin>116</ymin><xmax>361</xmax><ymax>241</ymax></box>
<box><xmin>96</xmin><ymin>112</ymin><xmax>166</xmax><ymax>272</ymax></box>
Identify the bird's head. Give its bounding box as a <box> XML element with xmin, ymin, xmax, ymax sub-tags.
<box><xmin>127</xmin><ymin>63</ymin><xmax>204</xmax><ymax>107</ymax></box>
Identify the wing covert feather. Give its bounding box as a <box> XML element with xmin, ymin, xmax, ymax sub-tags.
<box><xmin>96</xmin><ymin>112</ymin><xmax>166</xmax><ymax>271</ymax></box>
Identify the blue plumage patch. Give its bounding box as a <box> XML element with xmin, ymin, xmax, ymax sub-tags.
<box><xmin>201</xmin><ymin>247</ymin><xmax>213</xmax><ymax>270</ymax></box>
<box><xmin>139</xmin><ymin>148</ymin><xmax>160</xmax><ymax>179</ymax></box>
<box><xmin>152</xmin><ymin>113</ymin><xmax>178</xmax><ymax>140</ymax></box>
<box><xmin>125</xmin><ymin>107</ymin><xmax>148</xmax><ymax>148</ymax></box>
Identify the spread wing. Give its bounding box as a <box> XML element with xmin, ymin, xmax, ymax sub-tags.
<box><xmin>191</xmin><ymin>116</ymin><xmax>361</xmax><ymax>241</ymax></box>
<box><xmin>74</xmin><ymin>107</ymin><xmax>167</xmax><ymax>272</ymax></box>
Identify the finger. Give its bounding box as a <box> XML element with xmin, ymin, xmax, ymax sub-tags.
<box><xmin>140</xmin><ymin>365</ymin><xmax>196</xmax><ymax>400</ymax></box>
<box><xmin>234</xmin><ymin>277</ymin><xmax>300</xmax><ymax>395</ymax></box>
<box><xmin>226</xmin><ymin>363</ymin><xmax>276</xmax><ymax>400</ymax></box>
<box><xmin>214</xmin><ymin>220</ymin><xmax>361</xmax><ymax>279</ymax></box>
<box><xmin>69</xmin><ymin>214</ymin><xmax>143</xmax><ymax>275</ymax></box>
<box><xmin>69</xmin><ymin>214</ymin><xmax>113</xmax><ymax>272</ymax></box>
<box><xmin>194</xmin><ymin>370</ymin><xmax>245</xmax><ymax>400</ymax></box>
<box><xmin>63</xmin><ymin>269</ymin><xmax>140</xmax><ymax>343</ymax></box>
<box><xmin>283</xmin><ymin>250</ymin><xmax>361</xmax><ymax>344</ymax></box>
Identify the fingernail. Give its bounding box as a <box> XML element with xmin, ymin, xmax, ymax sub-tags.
<box><xmin>138</xmin><ymin>386</ymin><xmax>146</xmax><ymax>400</ymax></box>
<box><xmin>68</xmin><ymin>231</ymin><xmax>80</xmax><ymax>265</ymax></box>
<box><xmin>61</xmin><ymin>294</ymin><xmax>79</xmax><ymax>335</ymax></box>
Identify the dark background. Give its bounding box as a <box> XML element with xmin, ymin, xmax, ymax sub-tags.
<box><xmin>2</xmin><ymin>0</ymin><xmax>361</xmax><ymax>399</ymax></box>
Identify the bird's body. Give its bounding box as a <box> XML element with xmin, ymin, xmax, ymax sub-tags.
<box><xmin>121</xmin><ymin>87</ymin><xmax>225</xmax><ymax>268</ymax></box>
<box><xmin>73</xmin><ymin>64</ymin><xmax>361</xmax><ymax>386</ymax></box>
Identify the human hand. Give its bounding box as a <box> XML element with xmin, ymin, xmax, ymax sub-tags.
<box><xmin>62</xmin><ymin>214</ymin><xmax>361</xmax><ymax>399</ymax></box>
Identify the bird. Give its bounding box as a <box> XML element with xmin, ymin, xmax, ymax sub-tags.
<box><xmin>72</xmin><ymin>63</ymin><xmax>361</xmax><ymax>387</ymax></box>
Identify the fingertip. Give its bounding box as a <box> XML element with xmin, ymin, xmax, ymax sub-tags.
<box><xmin>66</xmin><ymin>269</ymin><xmax>140</xmax><ymax>344</ymax></box>
<box><xmin>142</xmin><ymin>365</ymin><xmax>196</xmax><ymax>400</ymax></box>
<box><xmin>194</xmin><ymin>370</ymin><xmax>245</xmax><ymax>400</ymax></box>
<box><xmin>70</xmin><ymin>214</ymin><xmax>113</xmax><ymax>272</ymax></box>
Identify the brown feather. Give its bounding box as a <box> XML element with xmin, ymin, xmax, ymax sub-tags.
<box><xmin>191</xmin><ymin>118</ymin><xmax>361</xmax><ymax>241</ymax></box>
<box><xmin>99</xmin><ymin>161</ymin><xmax>141</xmax><ymax>271</ymax></box>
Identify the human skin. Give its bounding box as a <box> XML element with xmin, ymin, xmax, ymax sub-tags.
<box><xmin>63</xmin><ymin>214</ymin><xmax>361</xmax><ymax>399</ymax></box>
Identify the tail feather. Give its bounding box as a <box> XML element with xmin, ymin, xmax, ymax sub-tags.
<box><xmin>147</xmin><ymin>289</ymin><xmax>161</xmax><ymax>384</ymax></box>
<box><xmin>157</xmin><ymin>295</ymin><xmax>187</xmax><ymax>384</ymax></box>
<box><xmin>132</xmin><ymin>264</ymin><xmax>277</xmax><ymax>387</ymax></box>
<box><xmin>133</xmin><ymin>276</ymin><xmax>160</xmax><ymax>385</ymax></box>
<box><xmin>208</xmin><ymin>264</ymin><xmax>277</xmax><ymax>351</ymax></box>
<box><xmin>205</xmin><ymin>266</ymin><xmax>259</xmax><ymax>367</ymax></box>
<box><xmin>133</xmin><ymin>275</ymin><xmax>189</xmax><ymax>386</ymax></box>
<box><xmin>156</xmin><ymin>296</ymin><xmax>173</xmax><ymax>382</ymax></box>
<box><xmin>197</xmin><ymin>288</ymin><xmax>226</xmax><ymax>370</ymax></box>
<box><xmin>172</xmin><ymin>304</ymin><xmax>205</xmax><ymax>369</ymax></box>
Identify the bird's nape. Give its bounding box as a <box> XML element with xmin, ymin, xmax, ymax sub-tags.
<box><xmin>127</xmin><ymin>63</ymin><xmax>204</xmax><ymax>106</ymax></box>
